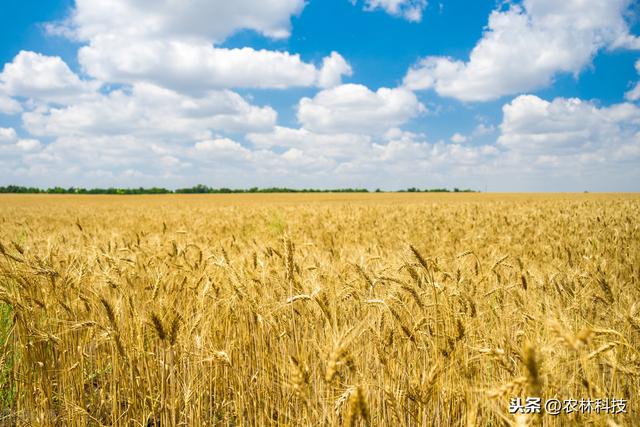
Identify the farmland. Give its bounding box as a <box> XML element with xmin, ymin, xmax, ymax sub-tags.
<box><xmin>0</xmin><ymin>193</ymin><xmax>638</xmax><ymax>426</ymax></box>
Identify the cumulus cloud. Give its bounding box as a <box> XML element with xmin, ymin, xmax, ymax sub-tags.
<box><xmin>248</xmin><ymin>126</ymin><xmax>372</xmax><ymax>159</ymax></box>
<box><xmin>324</xmin><ymin>131</ymin><xmax>500</xmax><ymax>189</ymax></box>
<box><xmin>7</xmin><ymin>135</ymin><xmax>189</xmax><ymax>185</ymax></box>
<box><xmin>0</xmin><ymin>1</ymin><xmax>358</xmax><ymax>187</ymax></box>
<box><xmin>472</xmin><ymin>123</ymin><xmax>496</xmax><ymax>137</ymax></box>
<box><xmin>0</xmin><ymin>94</ymin><xmax>21</xmax><ymax>114</ymax></box>
<box><xmin>2</xmin><ymin>0</ymin><xmax>638</xmax><ymax>191</ymax></box>
<box><xmin>16</xmin><ymin>139</ymin><xmax>42</xmax><ymax>151</ymax></box>
<box><xmin>297</xmin><ymin>84</ymin><xmax>426</xmax><ymax>134</ymax></box>
<box><xmin>318</xmin><ymin>52</ymin><xmax>353</xmax><ymax>89</ymax></box>
<box><xmin>5</xmin><ymin>91</ymin><xmax>639</xmax><ymax>190</ymax></box>
<box><xmin>625</xmin><ymin>59</ymin><xmax>640</xmax><ymax>101</ymax></box>
<box><xmin>194</xmin><ymin>138</ymin><xmax>252</xmax><ymax>160</ymax></box>
<box><xmin>352</xmin><ymin>0</ymin><xmax>428</xmax><ymax>22</ymax></box>
<box><xmin>0</xmin><ymin>127</ymin><xmax>42</xmax><ymax>157</ymax></box>
<box><xmin>245</xmin><ymin>124</ymin><xmax>499</xmax><ymax>187</ymax></box>
<box><xmin>189</xmin><ymin>137</ymin><xmax>334</xmax><ymax>174</ymax></box>
<box><xmin>52</xmin><ymin>0</ymin><xmax>306</xmax><ymax>43</ymax></box>
<box><xmin>371</xmin><ymin>137</ymin><xmax>497</xmax><ymax>166</ymax></box>
<box><xmin>404</xmin><ymin>0</ymin><xmax>640</xmax><ymax>101</ymax></box>
<box><xmin>22</xmin><ymin>82</ymin><xmax>277</xmax><ymax>138</ymax></box>
<box><xmin>0</xmin><ymin>127</ymin><xmax>18</xmax><ymax>143</ymax></box>
<box><xmin>245</xmin><ymin>122</ymin><xmax>501</xmax><ymax>186</ymax></box>
<box><xmin>450</xmin><ymin>133</ymin><xmax>467</xmax><ymax>143</ymax></box>
<box><xmin>78</xmin><ymin>39</ymin><xmax>351</xmax><ymax>91</ymax></box>
<box><xmin>0</xmin><ymin>51</ymin><xmax>98</xmax><ymax>103</ymax></box>
<box><xmin>499</xmin><ymin>95</ymin><xmax>640</xmax><ymax>163</ymax></box>
<box><xmin>46</xmin><ymin>0</ymin><xmax>349</xmax><ymax>91</ymax></box>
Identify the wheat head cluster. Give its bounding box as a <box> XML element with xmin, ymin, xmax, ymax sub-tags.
<box><xmin>0</xmin><ymin>193</ymin><xmax>638</xmax><ymax>426</ymax></box>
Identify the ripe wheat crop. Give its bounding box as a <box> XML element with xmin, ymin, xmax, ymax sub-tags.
<box><xmin>0</xmin><ymin>193</ymin><xmax>638</xmax><ymax>426</ymax></box>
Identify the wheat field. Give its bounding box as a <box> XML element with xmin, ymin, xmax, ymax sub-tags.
<box><xmin>0</xmin><ymin>193</ymin><xmax>638</xmax><ymax>426</ymax></box>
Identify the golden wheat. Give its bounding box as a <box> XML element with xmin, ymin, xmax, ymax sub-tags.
<box><xmin>0</xmin><ymin>193</ymin><xmax>637</xmax><ymax>426</ymax></box>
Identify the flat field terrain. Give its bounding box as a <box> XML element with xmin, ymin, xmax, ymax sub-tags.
<box><xmin>0</xmin><ymin>193</ymin><xmax>638</xmax><ymax>426</ymax></box>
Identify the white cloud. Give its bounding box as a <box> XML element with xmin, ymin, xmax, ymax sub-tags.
<box><xmin>22</xmin><ymin>82</ymin><xmax>277</xmax><ymax>138</ymax></box>
<box><xmin>46</xmin><ymin>1</ymin><xmax>351</xmax><ymax>91</ymax></box>
<box><xmin>0</xmin><ymin>0</ymin><xmax>359</xmax><ymax>188</ymax></box>
<box><xmin>383</xmin><ymin>127</ymin><xmax>424</xmax><ymax>141</ymax></box>
<box><xmin>0</xmin><ymin>94</ymin><xmax>21</xmax><ymax>114</ymax></box>
<box><xmin>245</xmin><ymin>123</ymin><xmax>502</xmax><ymax>186</ymax></box>
<box><xmin>248</xmin><ymin>126</ymin><xmax>372</xmax><ymax>159</ymax></box>
<box><xmin>16</xmin><ymin>139</ymin><xmax>42</xmax><ymax>151</ymax></box>
<box><xmin>78</xmin><ymin>38</ymin><xmax>351</xmax><ymax>91</ymax></box>
<box><xmin>0</xmin><ymin>127</ymin><xmax>42</xmax><ymax>158</ymax></box>
<box><xmin>625</xmin><ymin>59</ymin><xmax>640</xmax><ymax>101</ymax></box>
<box><xmin>627</xmin><ymin>85</ymin><xmax>640</xmax><ymax>102</ymax></box>
<box><xmin>0</xmin><ymin>51</ymin><xmax>98</xmax><ymax>103</ymax></box>
<box><xmin>499</xmin><ymin>95</ymin><xmax>640</xmax><ymax>162</ymax></box>
<box><xmin>8</xmin><ymin>81</ymin><xmax>277</xmax><ymax>186</ymax></box>
<box><xmin>54</xmin><ymin>0</ymin><xmax>306</xmax><ymax>43</ymax></box>
<box><xmin>297</xmin><ymin>84</ymin><xmax>426</xmax><ymax>134</ymax></box>
<box><xmin>450</xmin><ymin>133</ymin><xmax>467</xmax><ymax>143</ymax></box>
<box><xmin>248</xmin><ymin>124</ymin><xmax>499</xmax><ymax>187</ymax></box>
<box><xmin>352</xmin><ymin>0</ymin><xmax>428</xmax><ymax>22</ymax></box>
<box><xmin>5</xmin><ymin>93</ymin><xmax>639</xmax><ymax>190</ymax></box>
<box><xmin>9</xmin><ymin>135</ymin><xmax>190</xmax><ymax>184</ymax></box>
<box><xmin>318</xmin><ymin>52</ymin><xmax>353</xmax><ymax>88</ymax></box>
<box><xmin>2</xmin><ymin>0</ymin><xmax>638</xmax><ymax>191</ymax></box>
<box><xmin>194</xmin><ymin>138</ymin><xmax>251</xmax><ymax>160</ymax></box>
<box><xmin>324</xmin><ymin>132</ymin><xmax>501</xmax><ymax>190</ymax></box>
<box><xmin>371</xmin><ymin>137</ymin><xmax>497</xmax><ymax>165</ymax></box>
<box><xmin>472</xmin><ymin>123</ymin><xmax>496</xmax><ymax>137</ymax></box>
<box><xmin>0</xmin><ymin>127</ymin><xmax>17</xmax><ymax>143</ymax></box>
<box><xmin>189</xmin><ymin>137</ymin><xmax>332</xmax><ymax>173</ymax></box>
<box><xmin>404</xmin><ymin>0</ymin><xmax>640</xmax><ymax>101</ymax></box>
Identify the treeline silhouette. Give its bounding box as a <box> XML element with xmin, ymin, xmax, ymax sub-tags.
<box><xmin>0</xmin><ymin>185</ymin><xmax>476</xmax><ymax>194</ymax></box>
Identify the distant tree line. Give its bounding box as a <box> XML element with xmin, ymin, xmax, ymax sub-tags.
<box><xmin>398</xmin><ymin>187</ymin><xmax>476</xmax><ymax>193</ymax></box>
<box><xmin>0</xmin><ymin>184</ymin><xmax>477</xmax><ymax>194</ymax></box>
<box><xmin>173</xmin><ymin>185</ymin><xmax>371</xmax><ymax>194</ymax></box>
<box><xmin>0</xmin><ymin>185</ymin><xmax>172</xmax><ymax>194</ymax></box>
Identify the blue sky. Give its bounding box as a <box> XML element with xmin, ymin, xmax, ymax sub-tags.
<box><xmin>1</xmin><ymin>0</ymin><xmax>639</xmax><ymax>191</ymax></box>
